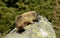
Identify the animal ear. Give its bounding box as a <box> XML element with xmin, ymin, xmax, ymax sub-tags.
<box><xmin>17</xmin><ymin>15</ymin><xmax>22</xmax><ymax>19</ymax></box>
<box><xmin>15</xmin><ymin>15</ymin><xmax>22</xmax><ymax>23</ymax></box>
<box><xmin>16</xmin><ymin>15</ymin><xmax>22</xmax><ymax>20</ymax></box>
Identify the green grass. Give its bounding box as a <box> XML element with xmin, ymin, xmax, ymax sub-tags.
<box><xmin>0</xmin><ymin>0</ymin><xmax>60</xmax><ymax>38</ymax></box>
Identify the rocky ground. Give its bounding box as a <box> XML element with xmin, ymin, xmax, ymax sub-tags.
<box><xmin>4</xmin><ymin>16</ymin><xmax>56</xmax><ymax>38</ymax></box>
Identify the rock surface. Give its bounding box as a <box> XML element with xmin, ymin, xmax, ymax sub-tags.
<box><xmin>4</xmin><ymin>16</ymin><xmax>56</xmax><ymax>38</ymax></box>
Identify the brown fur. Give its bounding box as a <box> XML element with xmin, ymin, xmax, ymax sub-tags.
<box><xmin>15</xmin><ymin>11</ymin><xmax>38</xmax><ymax>31</ymax></box>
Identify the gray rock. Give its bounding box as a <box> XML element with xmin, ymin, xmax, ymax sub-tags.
<box><xmin>4</xmin><ymin>16</ymin><xmax>56</xmax><ymax>38</ymax></box>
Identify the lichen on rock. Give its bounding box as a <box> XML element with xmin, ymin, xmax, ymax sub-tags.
<box><xmin>4</xmin><ymin>15</ymin><xmax>56</xmax><ymax>38</ymax></box>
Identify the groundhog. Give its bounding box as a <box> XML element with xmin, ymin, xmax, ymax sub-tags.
<box><xmin>15</xmin><ymin>11</ymin><xmax>39</xmax><ymax>31</ymax></box>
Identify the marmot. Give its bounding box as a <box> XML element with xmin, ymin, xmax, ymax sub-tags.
<box><xmin>15</xmin><ymin>11</ymin><xmax>39</xmax><ymax>31</ymax></box>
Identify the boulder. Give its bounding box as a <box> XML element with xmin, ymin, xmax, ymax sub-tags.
<box><xmin>4</xmin><ymin>15</ymin><xmax>56</xmax><ymax>38</ymax></box>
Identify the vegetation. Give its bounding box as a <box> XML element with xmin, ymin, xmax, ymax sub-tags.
<box><xmin>0</xmin><ymin>0</ymin><xmax>60</xmax><ymax>38</ymax></box>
